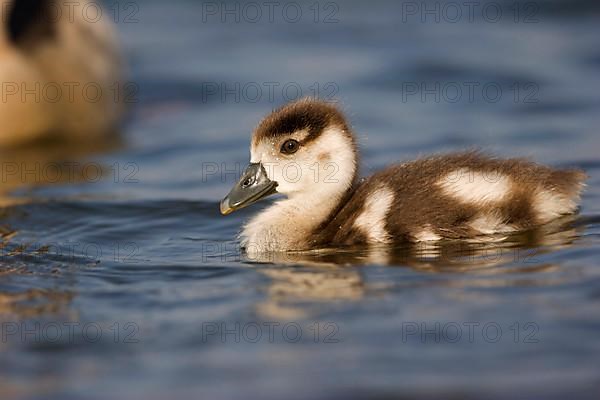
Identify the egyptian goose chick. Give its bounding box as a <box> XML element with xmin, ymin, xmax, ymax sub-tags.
<box><xmin>220</xmin><ymin>98</ymin><xmax>586</xmax><ymax>252</ymax></box>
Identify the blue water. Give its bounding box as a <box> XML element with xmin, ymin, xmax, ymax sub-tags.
<box><xmin>1</xmin><ymin>1</ymin><xmax>600</xmax><ymax>398</ymax></box>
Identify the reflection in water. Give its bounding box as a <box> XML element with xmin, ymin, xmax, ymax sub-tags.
<box><xmin>250</xmin><ymin>216</ymin><xmax>583</xmax><ymax>319</ymax></box>
<box><xmin>0</xmin><ymin>227</ymin><xmax>75</xmax><ymax>320</ymax></box>
<box><xmin>0</xmin><ymin>139</ymin><xmax>119</xmax><ymax>321</ymax></box>
<box><xmin>0</xmin><ymin>288</ymin><xmax>74</xmax><ymax>398</ymax></box>
<box><xmin>247</xmin><ymin>215</ymin><xmax>580</xmax><ymax>268</ymax></box>
<box><xmin>0</xmin><ymin>289</ymin><xmax>73</xmax><ymax>319</ymax></box>
<box><xmin>257</xmin><ymin>266</ymin><xmax>366</xmax><ymax>319</ymax></box>
<box><xmin>0</xmin><ymin>137</ymin><xmax>122</xmax><ymax>206</ymax></box>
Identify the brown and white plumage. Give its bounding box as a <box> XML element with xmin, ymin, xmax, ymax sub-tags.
<box><xmin>220</xmin><ymin>98</ymin><xmax>586</xmax><ymax>253</ymax></box>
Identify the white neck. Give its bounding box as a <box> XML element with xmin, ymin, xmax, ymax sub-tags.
<box><xmin>240</xmin><ymin>182</ymin><xmax>349</xmax><ymax>253</ymax></box>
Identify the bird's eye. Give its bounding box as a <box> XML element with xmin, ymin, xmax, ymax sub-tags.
<box><xmin>280</xmin><ymin>139</ymin><xmax>299</xmax><ymax>155</ymax></box>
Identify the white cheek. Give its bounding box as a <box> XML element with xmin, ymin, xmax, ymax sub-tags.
<box><xmin>250</xmin><ymin>142</ymin><xmax>304</xmax><ymax>193</ymax></box>
<box><xmin>272</xmin><ymin>154</ymin><xmax>325</xmax><ymax>193</ymax></box>
<box><xmin>265</xmin><ymin>160</ymin><xmax>304</xmax><ymax>193</ymax></box>
<box><xmin>250</xmin><ymin>142</ymin><xmax>274</xmax><ymax>164</ymax></box>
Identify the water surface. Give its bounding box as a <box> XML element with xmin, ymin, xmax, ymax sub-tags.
<box><xmin>1</xmin><ymin>1</ymin><xmax>600</xmax><ymax>398</ymax></box>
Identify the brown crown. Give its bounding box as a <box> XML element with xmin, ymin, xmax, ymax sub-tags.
<box><xmin>252</xmin><ymin>98</ymin><xmax>354</xmax><ymax>146</ymax></box>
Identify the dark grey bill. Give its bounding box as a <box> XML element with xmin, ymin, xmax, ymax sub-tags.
<box><xmin>220</xmin><ymin>163</ymin><xmax>278</xmax><ymax>215</ymax></box>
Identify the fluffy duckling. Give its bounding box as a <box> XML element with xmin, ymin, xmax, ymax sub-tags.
<box><xmin>220</xmin><ymin>99</ymin><xmax>586</xmax><ymax>252</ymax></box>
<box><xmin>0</xmin><ymin>0</ymin><xmax>123</xmax><ymax>147</ymax></box>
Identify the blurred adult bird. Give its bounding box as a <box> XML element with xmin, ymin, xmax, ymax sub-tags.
<box><xmin>0</xmin><ymin>0</ymin><xmax>124</xmax><ymax>147</ymax></box>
